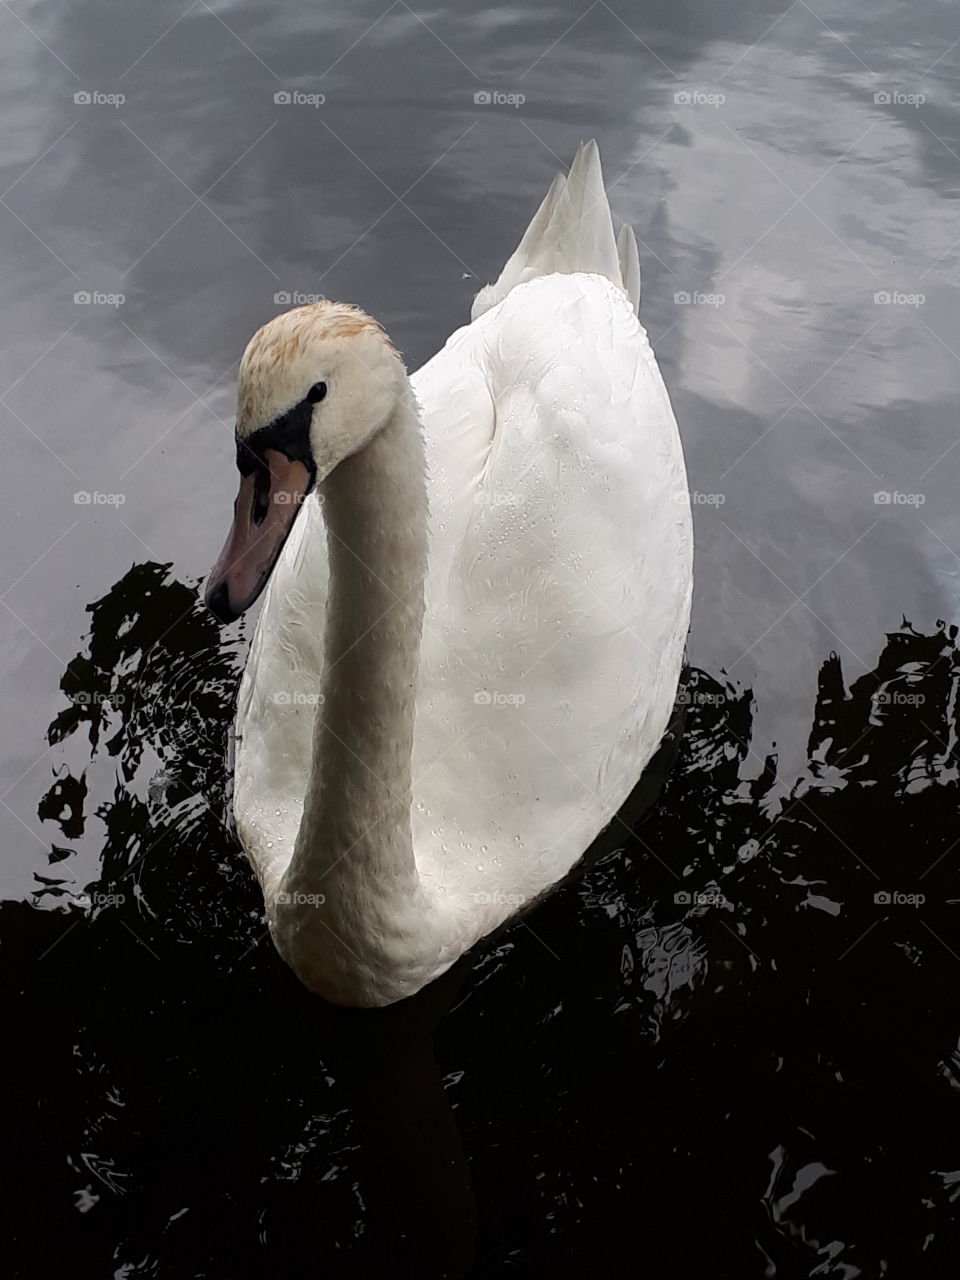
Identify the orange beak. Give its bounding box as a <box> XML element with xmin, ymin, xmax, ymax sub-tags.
<box><xmin>204</xmin><ymin>447</ymin><xmax>312</xmax><ymax>623</ymax></box>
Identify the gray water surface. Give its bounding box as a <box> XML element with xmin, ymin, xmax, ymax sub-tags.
<box><xmin>1</xmin><ymin>3</ymin><xmax>959</xmax><ymax>1275</ymax></box>
<box><xmin>3</xmin><ymin>1</ymin><xmax>958</xmax><ymax>890</ymax></box>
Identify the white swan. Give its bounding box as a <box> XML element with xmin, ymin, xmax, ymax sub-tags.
<box><xmin>204</xmin><ymin>141</ymin><xmax>693</xmax><ymax>1007</ymax></box>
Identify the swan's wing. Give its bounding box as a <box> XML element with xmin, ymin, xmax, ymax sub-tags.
<box><xmin>471</xmin><ymin>139</ymin><xmax>624</xmax><ymax>321</ymax></box>
<box><xmin>617</xmin><ymin>223</ymin><xmax>642</xmax><ymax>315</ymax></box>
<box><xmin>410</xmin><ymin>271</ymin><xmax>692</xmax><ymax>919</ymax></box>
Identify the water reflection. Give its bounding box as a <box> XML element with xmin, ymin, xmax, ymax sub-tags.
<box><xmin>2</xmin><ymin>563</ymin><xmax>959</xmax><ymax>1275</ymax></box>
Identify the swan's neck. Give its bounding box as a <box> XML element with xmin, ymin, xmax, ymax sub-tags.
<box><xmin>276</xmin><ymin>381</ymin><xmax>432</xmax><ymax>998</ymax></box>
<box><xmin>312</xmin><ymin>382</ymin><xmax>427</xmax><ymax>856</ymax></box>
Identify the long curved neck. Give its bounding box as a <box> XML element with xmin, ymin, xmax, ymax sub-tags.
<box><xmin>282</xmin><ymin>380</ymin><xmax>428</xmax><ymax>913</ymax></box>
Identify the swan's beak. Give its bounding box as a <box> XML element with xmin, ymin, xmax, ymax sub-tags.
<box><xmin>204</xmin><ymin>448</ymin><xmax>312</xmax><ymax>624</ymax></box>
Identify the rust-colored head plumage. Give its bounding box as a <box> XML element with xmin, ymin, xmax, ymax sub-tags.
<box><xmin>237</xmin><ymin>301</ymin><xmax>400</xmax><ymax>438</ymax></box>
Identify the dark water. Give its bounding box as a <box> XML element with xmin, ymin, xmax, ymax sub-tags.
<box><xmin>2</xmin><ymin>1</ymin><xmax>959</xmax><ymax>1276</ymax></box>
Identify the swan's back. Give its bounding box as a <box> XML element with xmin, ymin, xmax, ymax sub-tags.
<box><xmin>233</xmin><ymin>142</ymin><xmax>692</xmax><ymax>934</ymax></box>
<box><xmin>411</xmin><ymin>270</ymin><xmax>690</xmax><ymax>921</ymax></box>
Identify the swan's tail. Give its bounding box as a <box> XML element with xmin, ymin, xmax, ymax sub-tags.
<box><xmin>471</xmin><ymin>139</ymin><xmax>640</xmax><ymax>321</ymax></box>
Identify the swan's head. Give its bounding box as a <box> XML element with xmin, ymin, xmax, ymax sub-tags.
<box><xmin>205</xmin><ymin>301</ymin><xmax>403</xmax><ymax>624</ymax></box>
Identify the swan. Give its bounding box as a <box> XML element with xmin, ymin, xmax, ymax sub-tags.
<box><xmin>204</xmin><ymin>140</ymin><xmax>693</xmax><ymax>1007</ymax></box>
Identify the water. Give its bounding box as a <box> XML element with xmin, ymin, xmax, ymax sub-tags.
<box><xmin>2</xmin><ymin>1</ymin><xmax>959</xmax><ymax>1275</ymax></box>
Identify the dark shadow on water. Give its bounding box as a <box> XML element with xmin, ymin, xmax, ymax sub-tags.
<box><xmin>2</xmin><ymin>564</ymin><xmax>960</xmax><ymax>1278</ymax></box>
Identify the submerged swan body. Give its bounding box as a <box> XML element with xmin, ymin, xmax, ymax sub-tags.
<box><xmin>205</xmin><ymin>141</ymin><xmax>693</xmax><ymax>1006</ymax></box>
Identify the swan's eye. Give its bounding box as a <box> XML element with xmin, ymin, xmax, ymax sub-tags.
<box><xmin>306</xmin><ymin>381</ymin><xmax>327</xmax><ymax>405</ymax></box>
